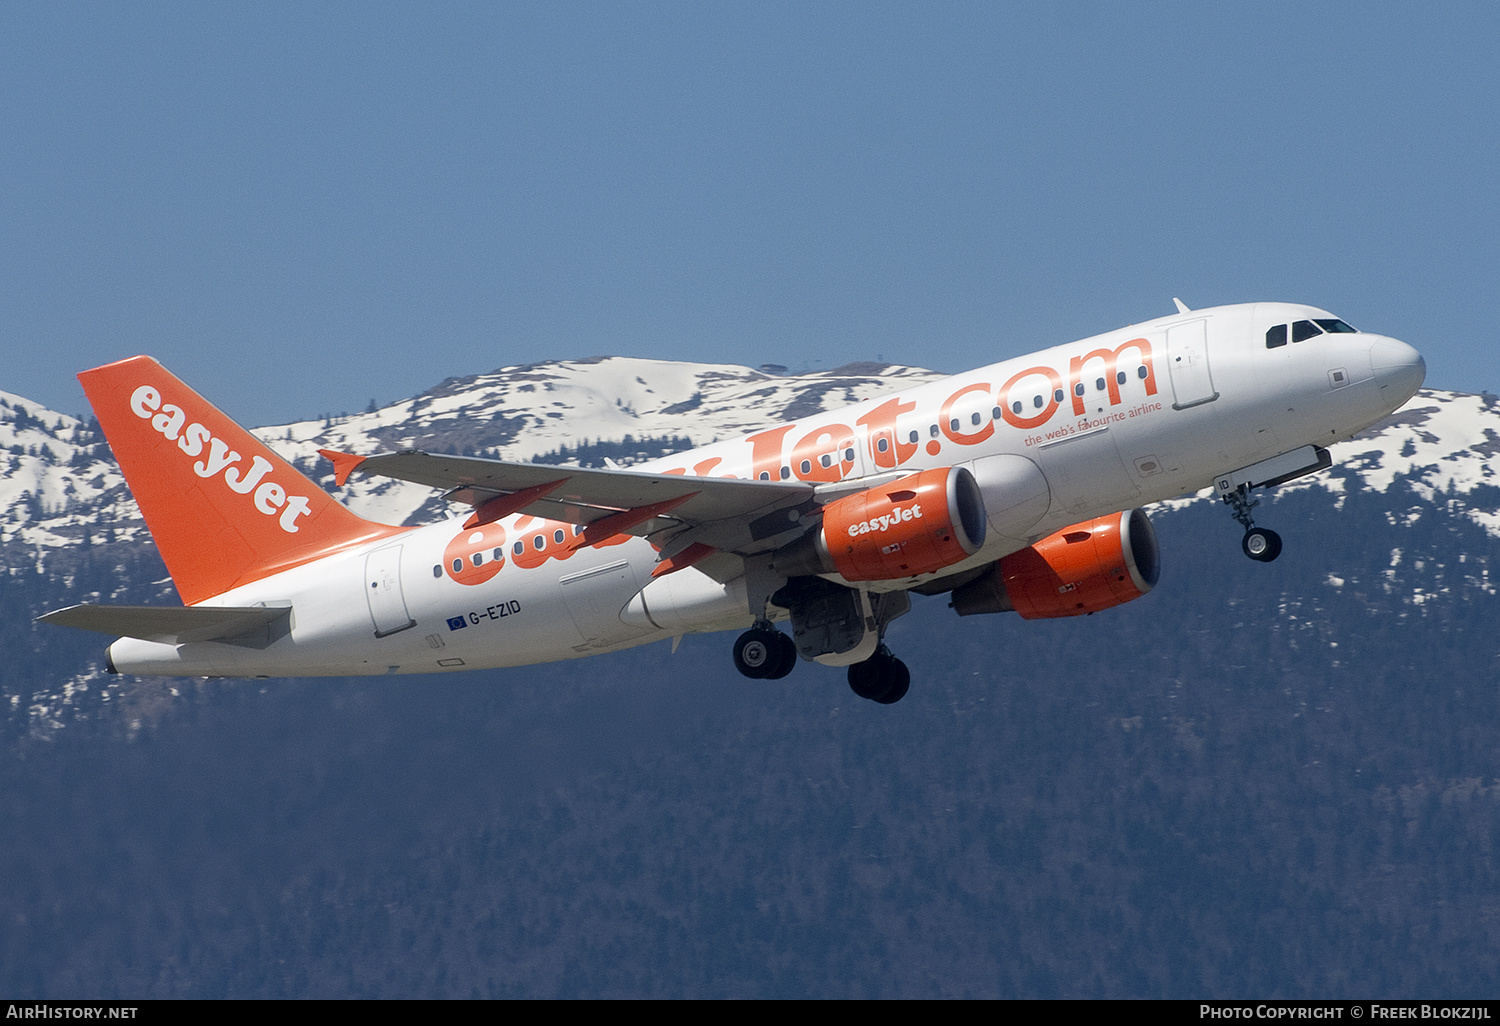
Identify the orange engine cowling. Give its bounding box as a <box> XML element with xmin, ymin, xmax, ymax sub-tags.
<box><xmin>951</xmin><ymin>508</ymin><xmax>1161</xmax><ymax>618</ymax></box>
<box><xmin>771</xmin><ymin>466</ymin><xmax>987</xmax><ymax>581</ymax></box>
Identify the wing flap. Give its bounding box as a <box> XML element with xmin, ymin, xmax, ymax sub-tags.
<box><xmin>38</xmin><ymin>603</ymin><xmax>293</xmax><ymax>644</ymax></box>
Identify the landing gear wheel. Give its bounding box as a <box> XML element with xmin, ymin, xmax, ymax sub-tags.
<box><xmin>734</xmin><ymin>628</ymin><xmax>797</xmax><ymax>679</ymax></box>
<box><xmin>847</xmin><ymin>646</ymin><xmax>911</xmax><ymax>704</ymax></box>
<box><xmin>763</xmin><ymin>631</ymin><xmax>798</xmax><ymax>680</ymax></box>
<box><xmin>847</xmin><ymin>658</ymin><xmax>887</xmax><ymax>700</ymax></box>
<box><xmin>1242</xmin><ymin>527</ymin><xmax>1282</xmax><ymax>562</ymax></box>
<box><xmin>1225</xmin><ymin>484</ymin><xmax>1281</xmax><ymax>563</ymax></box>
<box><xmin>733</xmin><ymin>630</ymin><xmax>775</xmax><ymax>678</ymax></box>
<box><xmin>872</xmin><ymin>658</ymin><xmax>910</xmax><ymax>704</ymax></box>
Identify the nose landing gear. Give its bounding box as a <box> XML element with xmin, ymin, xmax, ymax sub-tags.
<box><xmin>1223</xmin><ymin>484</ymin><xmax>1282</xmax><ymax>562</ymax></box>
<box><xmin>1214</xmin><ymin>446</ymin><xmax>1332</xmax><ymax>563</ymax></box>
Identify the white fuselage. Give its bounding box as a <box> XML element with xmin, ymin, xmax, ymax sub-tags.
<box><xmin>107</xmin><ymin>302</ymin><xmax>1425</xmax><ymax>677</ymax></box>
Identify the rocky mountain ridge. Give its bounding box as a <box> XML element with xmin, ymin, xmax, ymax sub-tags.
<box><xmin>0</xmin><ymin>357</ymin><xmax>947</xmax><ymax>553</ymax></box>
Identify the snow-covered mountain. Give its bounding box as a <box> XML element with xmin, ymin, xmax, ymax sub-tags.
<box><xmin>1</xmin><ymin>355</ymin><xmax>1496</xmax><ymax>556</ymax></box>
<box><xmin>2</xmin><ymin>358</ymin><xmax>950</xmax><ymax>549</ymax></box>
<box><xmin>5</xmin><ymin>355</ymin><xmax>1500</xmax><ymax>750</ymax></box>
<box><xmin>259</xmin><ymin>357</ymin><xmax>948</xmax><ymax>527</ymax></box>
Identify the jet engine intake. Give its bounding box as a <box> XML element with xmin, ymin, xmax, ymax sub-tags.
<box><xmin>951</xmin><ymin>508</ymin><xmax>1160</xmax><ymax>618</ymax></box>
<box><xmin>770</xmin><ymin>466</ymin><xmax>987</xmax><ymax>581</ymax></box>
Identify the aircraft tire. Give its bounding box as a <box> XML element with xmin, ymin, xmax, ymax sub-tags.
<box><xmin>848</xmin><ymin>658</ymin><xmax>889</xmax><ymax>701</ymax></box>
<box><xmin>872</xmin><ymin>656</ymin><xmax>911</xmax><ymax>704</ymax></box>
<box><xmin>763</xmin><ymin>632</ymin><xmax>798</xmax><ymax>680</ymax></box>
<box><xmin>848</xmin><ymin>646</ymin><xmax>908</xmax><ymax>702</ymax></box>
<box><xmin>733</xmin><ymin>629</ymin><xmax>780</xmax><ymax>679</ymax></box>
<box><xmin>1242</xmin><ymin>528</ymin><xmax>1283</xmax><ymax>562</ymax></box>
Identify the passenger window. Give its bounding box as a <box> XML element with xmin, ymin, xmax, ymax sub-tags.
<box><xmin>1315</xmin><ymin>318</ymin><xmax>1358</xmax><ymax>333</ymax></box>
<box><xmin>1265</xmin><ymin>325</ymin><xmax>1287</xmax><ymax>348</ymax></box>
<box><xmin>1292</xmin><ymin>320</ymin><xmax>1323</xmax><ymax>343</ymax></box>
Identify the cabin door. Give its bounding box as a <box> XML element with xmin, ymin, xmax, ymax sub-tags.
<box><xmin>1165</xmin><ymin>320</ymin><xmax>1218</xmax><ymax>410</ymax></box>
<box><xmin>365</xmin><ymin>545</ymin><xmax>416</xmax><ymax>637</ymax></box>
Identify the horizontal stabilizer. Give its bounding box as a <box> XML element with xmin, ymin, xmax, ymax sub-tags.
<box><xmin>38</xmin><ymin>603</ymin><xmax>292</xmax><ymax>644</ymax></box>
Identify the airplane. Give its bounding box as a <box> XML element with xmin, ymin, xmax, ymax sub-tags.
<box><xmin>41</xmin><ymin>301</ymin><xmax>1425</xmax><ymax>704</ymax></box>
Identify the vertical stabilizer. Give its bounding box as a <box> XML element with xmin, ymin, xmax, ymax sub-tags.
<box><xmin>80</xmin><ymin>356</ymin><xmax>405</xmax><ymax>605</ymax></box>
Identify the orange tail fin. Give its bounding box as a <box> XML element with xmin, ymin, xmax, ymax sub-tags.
<box><xmin>80</xmin><ymin>356</ymin><xmax>406</xmax><ymax>605</ymax></box>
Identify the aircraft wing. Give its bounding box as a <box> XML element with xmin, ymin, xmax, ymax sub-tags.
<box><xmin>38</xmin><ymin>603</ymin><xmax>292</xmax><ymax>644</ymax></box>
<box><xmin>328</xmin><ymin>449</ymin><xmax>823</xmax><ymax>560</ymax></box>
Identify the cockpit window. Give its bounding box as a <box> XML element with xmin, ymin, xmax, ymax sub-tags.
<box><xmin>1314</xmin><ymin>318</ymin><xmax>1357</xmax><ymax>333</ymax></box>
<box><xmin>1267</xmin><ymin>317</ymin><xmax>1357</xmax><ymax>349</ymax></box>
<box><xmin>1291</xmin><ymin>319</ymin><xmax>1323</xmax><ymax>343</ymax></box>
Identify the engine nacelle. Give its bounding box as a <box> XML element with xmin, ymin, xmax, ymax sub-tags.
<box><xmin>770</xmin><ymin>466</ymin><xmax>987</xmax><ymax>582</ymax></box>
<box><xmin>951</xmin><ymin>508</ymin><xmax>1160</xmax><ymax>618</ymax></box>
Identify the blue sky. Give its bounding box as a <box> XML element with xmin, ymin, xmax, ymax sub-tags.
<box><xmin>3</xmin><ymin>2</ymin><xmax>1496</xmax><ymax>426</ymax></box>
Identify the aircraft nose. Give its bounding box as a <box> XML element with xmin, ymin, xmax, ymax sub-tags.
<box><xmin>1369</xmin><ymin>336</ymin><xmax>1426</xmax><ymax>405</ymax></box>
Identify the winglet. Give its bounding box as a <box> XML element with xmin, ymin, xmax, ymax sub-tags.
<box><xmin>318</xmin><ymin>448</ymin><xmax>368</xmax><ymax>488</ymax></box>
<box><xmin>1172</xmin><ymin>297</ymin><xmax>1191</xmax><ymax>314</ymax></box>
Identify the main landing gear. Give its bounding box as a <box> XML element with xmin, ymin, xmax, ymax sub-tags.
<box><xmin>731</xmin><ymin>575</ymin><xmax>913</xmax><ymax>702</ymax></box>
<box><xmin>731</xmin><ymin>621</ymin><xmax>912</xmax><ymax>704</ymax></box>
<box><xmin>733</xmin><ymin>621</ymin><xmax>798</xmax><ymax>679</ymax></box>
<box><xmin>846</xmin><ymin>645</ymin><xmax>910</xmax><ymax>704</ymax></box>
<box><xmin>1223</xmin><ymin>484</ymin><xmax>1282</xmax><ymax>563</ymax></box>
